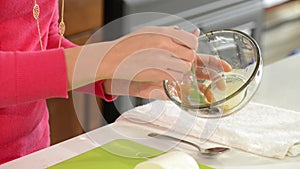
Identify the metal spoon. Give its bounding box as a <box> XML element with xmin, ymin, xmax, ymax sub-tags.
<box><xmin>148</xmin><ymin>133</ymin><xmax>229</xmax><ymax>156</ymax></box>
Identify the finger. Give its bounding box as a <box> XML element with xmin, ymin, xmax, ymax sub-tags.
<box><xmin>133</xmin><ymin>68</ymin><xmax>185</xmax><ymax>83</ymax></box>
<box><xmin>111</xmin><ymin>48</ymin><xmax>192</xmax><ymax>82</ymax></box>
<box><xmin>195</xmin><ymin>66</ymin><xmax>219</xmax><ymax>80</ymax></box>
<box><xmin>193</xmin><ymin>28</ymin><xmax>200</xmax><ymax>37</ymax></box>
<box><xmin>169</xmin><ymin>29</ymin><xmax>198</xmax><ymax>50</ymax></box>
<box><xmin>138</xmin><ymin>49</ymin><xmax>193</xmax><ymax>80</ymax></box>
<box><xmin>196</xmin><ymin>54</ymin><xmax>232</xmax><ymax>72</ymax></box>
<box><xmin>140</xmin><ymin>49</ymin><xmax>193</xmax><ymax>74</ymax></box>
<box><xmin>215</xmin><ymin>77</ymin><xmax>226</xmax><ymax>91</ymax></box>
<box><xmin>195</xmin><ymin>66</ymin><xmax>226</xmax><ymax>90</ymax></box>
<box><xmin>162</xmin><ymin>26</ymin><xmax>198</xmax><ymax>50</ymax></box>
<box><xmin>197</xmin><ymin>83</ymin><xmax>213</xmax><ymax>103</ymax></box>
<box><xmin>220</xmin><ymin>60</ymin><xmax>232</xmax><ymax>72</ymax></box>
<box><xmin>166</xmin><ymin>42</ymin><xmax>197</xmax><ymax>63</ymax></box>
<box><xmin>135</xmin><ymin>26</ymin><xmax>198</xmax><ymax>50</ymax></box>
<box><xmin>126</xmin><ymin>26</ymin><xmax>198</xmax><ymax>63</ymax></box>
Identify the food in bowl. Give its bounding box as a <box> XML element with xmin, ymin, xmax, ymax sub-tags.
<box><xmin>164</xmin><ymin>29</ymin><xmax>263</xmax><ymax>118</ymax></box>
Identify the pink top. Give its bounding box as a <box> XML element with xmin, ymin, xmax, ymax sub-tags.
<box><xmin>0</xmin><ymin>0</ymin><xmax>114</xmax><ymax>164</ymax></box>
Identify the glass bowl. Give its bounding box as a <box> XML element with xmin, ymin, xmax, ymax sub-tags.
<box><xmin>163</xmin><ymin>29</ymin><xmax>263</xmax><ymax>118</ymax></box>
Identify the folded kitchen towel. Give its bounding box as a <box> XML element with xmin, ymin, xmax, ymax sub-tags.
<box><xmin>116</xmin><ymin>100</ymin><xmax>300</xmax><ymax>159</ymax></box>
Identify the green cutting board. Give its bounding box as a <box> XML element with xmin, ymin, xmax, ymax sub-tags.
<box><xmin>47</xmin><ymin>139</ymin><xmax>213</xmax><ymax>169</ymax></box>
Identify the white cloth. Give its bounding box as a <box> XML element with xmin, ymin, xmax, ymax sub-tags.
<box><xmin>116</xmin><ymin>100</ymin><xmax>300</xmax><ymax>159</ymax></box>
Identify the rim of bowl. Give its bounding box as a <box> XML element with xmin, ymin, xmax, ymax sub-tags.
<box><xmin>163</xmin><ymin>29</ymin><xmax>262</xmax><ymax>110</ymax></box>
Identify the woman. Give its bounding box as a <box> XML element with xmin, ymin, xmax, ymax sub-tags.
<box><xmin>0</xmin><ymin>0</ymin><xmax>231</xmax><ymax>164</ymax></box>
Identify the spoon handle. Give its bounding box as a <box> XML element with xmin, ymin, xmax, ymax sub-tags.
<box><xmin>148</xmin><ymin>133</ymin><xmax>202</xmax><ymax>152</ymax></box>
<box><xmin>148</xmin><ymin>132</ymin><xmax>229</xmax><ymax>155</ymax></box>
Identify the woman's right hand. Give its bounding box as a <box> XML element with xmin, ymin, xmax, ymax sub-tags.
<box><xmin>98</xmin><ymin>26</ymin><xmax>199</xmax><ymax>83</ymax></box>
<box><xmin>64</xmin><ymin>26</ymin><xmax>199</xmax><ymax>90</ymax></box>
<box><xmin>64</xmin><ymin>26</ymin><xmax>232</xmax><ymax>101</ymax></box>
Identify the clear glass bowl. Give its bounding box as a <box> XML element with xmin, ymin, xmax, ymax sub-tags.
<box><xmin>163</xmin><ymin>29</ymin><xmax>263</xmax><ymax>118</ymax></box>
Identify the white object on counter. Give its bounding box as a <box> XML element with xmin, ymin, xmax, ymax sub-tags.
<box><xmin>134</xmin><ymin>151</ymin><xmax>199</xmax><ymax>169</ymax></box>
<box><xmin>117</xmin><ymin>100</ymin><xmax>300</xmax><ymax>159</ymax></box>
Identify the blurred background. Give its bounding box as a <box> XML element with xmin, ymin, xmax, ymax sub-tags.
<box><xmin>47</xmin><ymin>0</ymin><xmax>300</xmax><ymax>145</ymax></box>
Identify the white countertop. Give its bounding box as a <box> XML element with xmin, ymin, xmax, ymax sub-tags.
<box><xmin>2</xmin><ymin>54</ymin><xmax>300</xmax><ymax>169</ymax></box>
<box><xmin>252</xmin><ymin>54</ymin><xmax>300</xmax><ymax>111</ymax></box>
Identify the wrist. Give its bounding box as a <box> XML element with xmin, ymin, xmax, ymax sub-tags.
<box><xmin>64</xmin><ymin>46</ymin><xmax>82</xmax><ymax>90</ymax></box>
<box><xmin>64</xmin><ymin>41</ymin><xmax>116</xmax><ymax>90</ymax></box>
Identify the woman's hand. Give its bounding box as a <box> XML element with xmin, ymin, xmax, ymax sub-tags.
<box><xmin>65</xmin><ymin>26</ymin><xmax>198</xmax><ymax>90</ymax></box>
<box><xmin>65</xmin><ymin>26</ymin><xmax>231</xmax><ymax>101</ymax></box>
<box><xmin>194</xmin><ymin>54</ymin><xmax>232</xmax><ymax>102</ymax></box>
<box><xmin>100</xmin><ymin>27</ymin><xmax>232</xmax><ymax>101</ymax></box>
<box><xmin>102</xmin><ymin>54</ymin><xmax>233</xmax><ymax>101</ymax></box>
<box><xmin>97</xmin><ymin>26</ymin><xmax>199</xmax><ymax>83</ymax></box>
<box><xmin>65</xmin><ymin>27</ymin><xmax>198</xmax><ymax>89</ymax></box>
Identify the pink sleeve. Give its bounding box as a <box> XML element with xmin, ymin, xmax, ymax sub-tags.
<box><xmin>46</xmin><ymin>2</ymin><xmax>116</xmax><ymax>102</ymax></box>
<box><xmin>0</xmin><ymin>49</ymin><xmax>68</xmax><ymax>108</ymax></box>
